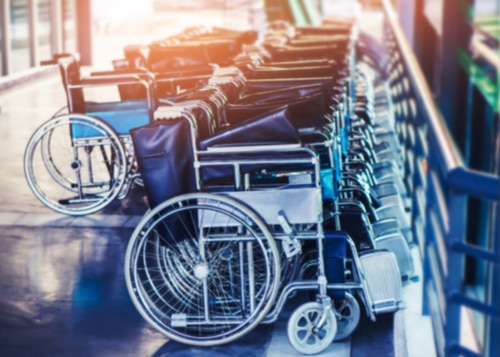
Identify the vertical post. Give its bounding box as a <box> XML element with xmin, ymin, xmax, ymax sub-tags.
<box><xmin>396</xmin><ymin>0</ymin><xmax>417</xmax><ymax>46</ymax></box>
<box><xmin>410</xmin><ymin>0</ymin><xmax>436</xmax><ymax>88</ymax></box>
<box><xmin>445</xmin><ymin>191</ymin><xmax>467</xmax><ymax>356</ymax></box>
<box><xmin>1</xmin><ymin>0</ymin><xmax>12</xmax><ymax>75</ymax></box>
<box><xmin>29</xmin><ymin>0</ymin><xmax>39</xmax><ymax>67</ymax></box>
<box><xmin>486</xmin><ymin>131</ymin><xmax>500</xmax><ymax>357</ymax></box>
<box><xmin>436</xmin><ymin>0</ymin><xmax>475</xmax><ymax>153</ymax></box>
<box><xmin>485</xmin><ymin>208</ymin><xmax>499</xmax><ymax>357</ymax></box>
<box><xmin>49</xmin><ymin>0</ymin><xmax>63</xmax><ymax>55</ymax></box>
<box><xmin>76</xmin><ymin>0</ymin><xmax>92</xmax><ymax>65</ymax></box>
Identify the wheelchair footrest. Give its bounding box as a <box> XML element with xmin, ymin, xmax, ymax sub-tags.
<box><xmin>374</xmin><ymin>232</ymin><xmax>414</xmax><ymax>281</ymax></box>
<box><xmin>359</xmin><ymin>250</ymin><xmax>402</xmax><ymax>314</ymax></box>
<box><xmin>58</xmin><ymin>195</ymin><xmax>103</xmax><ymax>204</ymax></box>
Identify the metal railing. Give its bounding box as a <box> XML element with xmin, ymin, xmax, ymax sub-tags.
<box><xmin>379</xmin><ymin>1</ymin><xmax>499</xmax><ymax>356</ymax></box>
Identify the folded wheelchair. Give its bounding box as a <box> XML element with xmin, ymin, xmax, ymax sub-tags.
<box><xmin>125</xmin><ymin>102</ymin><xmax>404</xmax><ymax>355</ymax></box>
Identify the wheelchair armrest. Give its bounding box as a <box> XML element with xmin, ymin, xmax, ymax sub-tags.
<box><xmin>154</xmin><ymin>64</ymin><xmax>215</xmax><ymax>79</ymax></box>
<box><xmin>342</xmin><ymin>160</ymin><xmax>376</xmax><ymax>186</ymax></box>
<box><xmin>343</xmin><ymin>159</ymin><xmax>374</xmax><ymax>174</ymax></box>
<box><xmin>339</xmin><ymin>187</ymin><xmax>379</xmax><ymax>214</ymax></box>
<box><xmin>91</xmin><ymin>68</ymin><xmax>155</xmax><ymax>82</ymax></box>
<box><xmin>288</xmin><ymin>35</ymin><xmax>350</xmax><ymax>47</ymax></box>
<box><xmin>81</xmin><ymin>73</ymin><xmax>152</xmax><ymax>85</ymax></box>
<box><xmin>74</xmin><ymin>75</ymin><xmax>155</xmax><ymax>110</ymax></box>
<box><xmin>198</xmin><ymin>146</ymin><xmax>320</xmax><ymax>190</ymax></box>
<box><xmin>40</xmin><ymin>53</ymin><xmax>74</xmax><ymax>66</ymax></box>
<box><xmin>299</xmin><ymin>127</ymin><xmax>332</xmax><ymax>141</ymax></box>
<box><xmin>204</xmin><ymin>143</ymin><xmax>302</xmax><ymax>153</ymax></box>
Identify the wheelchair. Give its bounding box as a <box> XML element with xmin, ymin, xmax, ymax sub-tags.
<box><xmin>129</xmin><ymin>20</ymin><xmax>414</xmax><ymax>279</ymax></box>
<box><xmin>23</xmin><ymin>54</ymin><xmax>155</xmax><ymax>215</ymax></box>
<box><xmin>124</xmin><ymin>104</ymin><xmax>404</xmax><ymax>354</ymax></box>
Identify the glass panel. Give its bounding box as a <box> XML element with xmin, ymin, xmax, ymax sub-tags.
<box><xmin>63</xmin><ymin>0</ymin><xmax>76</xmax><ymax>53</ymax></box>
<box><xmin>0</xmin><ymin>12</ymin><xmax>3</xmax><ymax>75</ymax></box>
<box><xmin>38</xmin><ymin>0</ymin><xmax>51</xmax><ymax>63</ymax></box>
<box><xmin>10</xmin><ymin>0</ymin><xmax>30</xmax><ymax>73</ymax></box>
<box><xmin>423</xmin><ymin>0</ymin><xmax>444</xmax><ymax>35</ymax></box>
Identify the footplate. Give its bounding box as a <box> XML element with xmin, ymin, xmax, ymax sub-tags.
<box><xmin>359</xmin><ymin>250</ymin><xmax>402</xmax><ymax>314</ymax></box>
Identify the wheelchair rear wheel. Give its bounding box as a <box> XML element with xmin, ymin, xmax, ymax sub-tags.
<box><xmin>24</xmin><ymin>114</ymin><xmax>127</xmax><ymax>215</ymax></box>
<box><xmin>125</xmin><ymin>193</ymin><xmax>281</xmax><ymax>346</ymax></box>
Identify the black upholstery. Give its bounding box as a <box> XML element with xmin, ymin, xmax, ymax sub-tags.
<box><xmin>324</xmin><ymin>230</ymin><xmax>348</xmax><ymax>297</ymax></box>
<box><xmin>130</xmin><ymin>118</ymin><xmax>196</xmax><ymax>208</ymax></box>
<box><xmin>248</xmin><ymin>65</ymin><xmax>336</xmax><ymax>80</ymax></box>
<box><xmin>148</xmin><ymin>43</ymin><xmax>211</xmax><ymax>71</ymax></box>
<box><xmin>237</xmin><ymin>83</ymin><xmax>325</xmax><ymax>105</ymax></box>
<box><xmin>58</xmin><ymin>58</ymin><xmax>85</xmax><ymax>113</ymax></box>
<box><xmin>132</xmin><ymin>106</ymin><xmax>302</xmax><ymax>207</ymax></box>
<box><xmin>266</xmin><ymin>45</ymin><xmax>347</xmax><ymax>62</ymax></box>
<box><xmin>259</xmin><ymin>59</ymin><xmax>336</xmax><ymax>68</ymax></box>
<box><xmin>198</xmin><ymin>107</ymin><xmax>314</xmax><ymax>184</ymax></box>
<box><xmin>245</xmin><ymin>77</ymin><xmax>335</xmax><ymax>105</ymax></box>
<box><xmin>226</xmin><ymin>92</ymin><xmax>327</xmax><ymax>129</ymax></box>
<box><xmin>199</xmin><ymin>106</ymin><xmax>300</xmax><ymax>150</ymax></box>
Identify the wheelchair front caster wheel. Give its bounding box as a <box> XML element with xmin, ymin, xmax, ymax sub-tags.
<box><xmin>287</xmin><ymin>302</ymin><xmax>337</xmax><ymax>355</ymax></box>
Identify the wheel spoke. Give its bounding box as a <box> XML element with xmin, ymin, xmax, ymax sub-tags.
<box><xmin>125</xmin><ymin>193</ymin><xmax>280</xmax><ymax>346</ymax></box>
<box><xmin>24</xmin><ymin>115</ymin><xmax>127</xmax><ymax>215</ymax></box>
<box><xmin>288</xmin><ymin>302</ymin><xmax>337</xmax><ymax>354</ymax></box>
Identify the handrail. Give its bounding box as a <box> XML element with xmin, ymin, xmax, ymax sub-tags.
<box><xmin>471</xmin><ymin>37</ymin><xmax>500</xmax><ymax>70</ymax></box>
<box><xmin>380</xmin><ymin>0</ymin><xmax>464</xmax><ymax>173</ymax></box>
<box><xmin>466</xmin><ymin>37</ymin><xmax>500</xmax><ymax>113</ymax></box>
<box><xmin>448</xmin><ymin>167</ymin><xmax>500</xmax><ymax>201</ymax></box>
<box><xmin>379</xmin><ymin>1</ymin><xmax>499</xmax><ymax>357</ymax></box>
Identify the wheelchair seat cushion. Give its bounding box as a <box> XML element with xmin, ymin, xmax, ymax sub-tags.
<box><xmin>82</xmin><ymin>100</ymin><xmax>152</xmax><ymax>137</ymax></box>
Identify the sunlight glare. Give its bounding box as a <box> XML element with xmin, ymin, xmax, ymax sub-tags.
<box><xmin>93</xmin><ymin>0</ymin><xmax>154</xmax><ymax>23</ymax></box>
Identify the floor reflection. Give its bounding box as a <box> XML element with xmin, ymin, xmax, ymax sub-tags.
<box><xmin>0</xmin><ymin>226</ymin><xmax>167</xmax><ymax>357</ymax></box>
<box><xmin>151</xmin><ymin>324</ymin><xmax>275</xmax><ymax>357</ymax></box>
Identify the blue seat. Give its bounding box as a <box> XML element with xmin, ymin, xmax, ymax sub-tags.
<box><xmin>55</xmin><ymin>55</ymin><xmax>155</xmax><ymax>138</ymax></box>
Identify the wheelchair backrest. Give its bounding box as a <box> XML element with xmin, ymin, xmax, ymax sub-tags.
<box><xmin>237</xmin><ymin>83</ymin><xmax>325</xmax><ymax>104</ymax></box>
<box><xmin>148</xmin><ymin>43</ymin><xmax>212</xmax><ymax>72</ymax></box>
<box><xmin>198</xmin><ymin>105</ymin><xmax>300</xmax><ymax>150</ymax></box>
<box><xmin>58</xmin><ymin>57</ymin><xmax>85</xmax><ymax>113</ymax></box>
<box><xmin>131</xmin><ymin>105</ymin><xmax>306</xmax><ymax>209</ymax></box>
<box><xmin>130</xmin><ymin>117</ymin><xmax>197</xmax><ymax>208</ymax></box>
<box><xmin>245</xmin><ymin>77</ymin><xmax>336</xmax><ymax>107</ymax></box>
<box><xmin>226</xmin><ymin>92</ymin><xmax>327</xmax><ymax>129</ymax></box>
